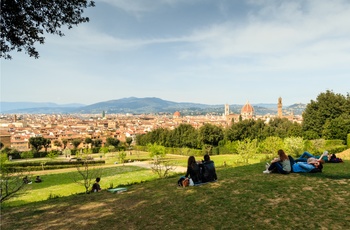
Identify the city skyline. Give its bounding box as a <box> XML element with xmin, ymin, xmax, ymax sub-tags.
<box><xmin>1</xmin><ymin>0</ymin><xmax>350</xmax><ymax>106</ymax></box>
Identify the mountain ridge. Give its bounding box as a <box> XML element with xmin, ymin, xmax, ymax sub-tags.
<box><xmin>0</xmin><ymin>97</ymin><xmax>306</xmax><ymax>115</ymax></box>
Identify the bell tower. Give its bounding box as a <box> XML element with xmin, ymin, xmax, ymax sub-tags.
<box><xmin>278</xmin><ymin>97</ymin><xmax>282</xmax><ymax>118</ymax></box>
<box><xmin>224</xmin><ymin>104</ymin><xmax>229</xmax><ymax>116</ymax></box>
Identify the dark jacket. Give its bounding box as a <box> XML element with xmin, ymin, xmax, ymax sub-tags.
<box><xmin>201</xmin><ymin>160</ymin><xmax>217</xmax><ymax>182</ymax></box>
<box><xmin>185</xmin><ymin>163</ymin><xmax>201</xmax><ymax>183</ymax></box>
<box><xmin>91</xmin><ymin>182</ymin><xmax>101</xmax><ymax>192</ymax></box>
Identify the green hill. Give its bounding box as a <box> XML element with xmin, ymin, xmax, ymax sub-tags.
<box><xmin>1</xmin><ymin>162</ymin><xmax>349</xmax><ymax>230</ymax></box>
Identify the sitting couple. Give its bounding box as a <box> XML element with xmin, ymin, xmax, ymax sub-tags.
<box><xmin>263</xmin><ymin>149</ymin><xmax>324</xmax><ymax>174</ymax></box>
<box><xmin>182</xmin><ymin>154</ymin><xmax>218</xmax><ymax>185</ymax></box>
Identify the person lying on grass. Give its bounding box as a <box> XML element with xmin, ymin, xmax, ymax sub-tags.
<box><xmin>263</xmin><ymin>149</ymin><xmax>291</xmax><ymax>174</ymax></box>
<box><xmin>290</xmin><ymin>156</ymin><xmax>324</xmax><ymax>173</ymax></box>
<box><xmin>295</xmin><ymin>151</ymin><xmax>329</xmax><ymax>163</ymax></box>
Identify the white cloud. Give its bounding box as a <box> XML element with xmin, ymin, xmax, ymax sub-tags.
<box><xmin>98</xmin><ymin>0</ymin><xmax>199</xmax><ymax>15</ymax></box>
<box><xmin>173</xmin><ymin>0</ymin><xmax>350</xmax><ymax>77</ymax></box>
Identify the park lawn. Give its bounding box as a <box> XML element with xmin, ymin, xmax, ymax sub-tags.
<box><xmin>1</xmin><ymin>160</ymin><xmax>349</xmax><ymax>230</ymax></box>
<box><xmin>3</xmin><ymin>166</ymin><xmax>158</xmax><ymax>207</ymax></box>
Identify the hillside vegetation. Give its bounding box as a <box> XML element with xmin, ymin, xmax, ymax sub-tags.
<box><xmin>1</xmin><ymin>157</ymin><xmax>350</xmax><ymax>230</ymax></box>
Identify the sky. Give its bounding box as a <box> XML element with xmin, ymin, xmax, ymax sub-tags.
<box><xmin>1</xmin><ymin>0</ymin><xmax>350</xmax><ymax>106</ymax></box>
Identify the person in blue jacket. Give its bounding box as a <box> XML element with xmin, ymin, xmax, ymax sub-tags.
<box><xmin>290</xmin><ymin>156</ymin><xmax>324</xmax><ymax>173</ymax></box>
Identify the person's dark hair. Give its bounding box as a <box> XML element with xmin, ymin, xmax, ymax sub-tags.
<box><xmin>277</xmin><ymin>149</ymin><xmax>288</xmax><ymax>161</ymax></box>
<box><xmin>318</xmin><ymin>163</ymin><xmax>323</xmax><ymax>170</ymax></box>
<box><xmin>204</xmin><ymin>154</ymin><xmax>210</xmax><ymax>161</ymax></box>
<box><xmin>188</xmin><ymin>156</ymin><xmax>196</xmax><ymax>168</ymax></box>
<box><xmin>96</xmin><ymin>177</ymin><xmax>101</xmax><ymax>182</ymax></box>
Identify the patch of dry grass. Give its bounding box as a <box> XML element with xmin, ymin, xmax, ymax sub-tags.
<box><xmin>1</xmin><ymin>160</ymin><xmax>350</xmax><ymax>230</ymax></box>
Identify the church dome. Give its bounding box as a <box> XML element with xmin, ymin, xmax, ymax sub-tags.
<box><xmin>241</xmin><ymin>102</ymin><xmax>254</xmax><ymax>116</ymax></box>
<box><xmin>173</xmin><ymin>111</ymin><xmax>181</xmax><ymax>117</ymax></box>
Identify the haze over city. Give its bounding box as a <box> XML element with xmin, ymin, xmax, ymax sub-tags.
<box><xmin>1</xmin><ymin>0</ymin><xmax>349</xmax><ymax>106</ymax></box>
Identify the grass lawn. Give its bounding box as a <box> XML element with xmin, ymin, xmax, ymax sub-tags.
<box><xmin>1</xmin><ymin>156</ymin><xmax>350</xmax><ymax>230</ymax></box>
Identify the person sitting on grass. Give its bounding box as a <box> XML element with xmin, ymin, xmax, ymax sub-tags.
<box><xmin>91</xmin><ymin>177</ymin><xmax>102</xmax><ymax>192</ymax></box>
<box><xmin>201</xmin><ymin>154</ymin><xmax>217</xmax><ymax>183</ymax></box>
<box><xmin>289</xmin><ymin>156</ymin><xmax>324</xmax><ymax>173</ymax></box>
<box><xmin>263</xmin><ymin>149</ymin><xmax>291</xmax><ymax>174</ymax></box>
<box><xmin>185</xmin><ymin>156</ymin><xmax>202</xmax><ymax>184</ymax></box>
<box><xmin>35</xmin><ymin>176</ymin><xmax>42</xmax><ymax>183</ymax></box>
<box><xmin>296</xmin><ymin>151</ymin><xmax>329</xmax><ymax>163</ymax></box>
<box><xmin>23</xmin><ymin>176</ymin><xmax>32</xmax><ymax>184</ymax></box>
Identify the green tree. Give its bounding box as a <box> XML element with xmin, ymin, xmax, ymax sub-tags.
<box><xmin>147</xmin><ymin>143</ymin><xmax>174</xmax><ymax>178</ymax></box>
<box><xmin>29</xmin><ymin>136</ymin><xmax>47</xmax><ymax>155</ymax></box>
<box><xmin>236</xmin><ymin>139</ymin><xmax>258</xmax><ymax>163</ymax></box>
<box><xmin>283</xmin><ymin>137</ymin><xmax>304</xmax><ymax>157</ymax></box>
<box><xmin>74</xmin><ymin>158</ymin><xmax>101</xmax><ymax>194</ymax></box>
<box><xmin>84</xmin><ymin>137</ymin><xmax>93</xmax><ymax>148</ymax></box>
<box><xmin>106</xmin><ymin>137</ymin><xmax>120</xmax><ymax>149</ymax></box>
<box><xmin>0</xmin><ymin>153</ymin><xmax>30</xmax><ymax>202</ymax></box>
<box><xmin>47</xmin><ymin>151</ymin><xmax>58</xmax><ymax>161</ymax></box>
<box><xmin>119</xmin><ymin>151</ymin><xmax>127</xmax><ymax>166</ymax></box>
<box><xmin>172</xmin><ymin>124</ymin><xmax>198</xmax><ymax>148</ymax></box>
<box><xmin>92</xmin><ymin>139</ymin><xmax>102</xmax><ymax>148</ymax></box>
<box><xmin>199</xmin><ymin>123</ymin><xmax>224</xmax><ymax>147</ymax></box>
<box><xmin>72</xmin><ymin>139</ymin><xmax>82</xmax><ymax>149</ymax></box>
<box><xmin>21</xmin><ymin>151</ymin><xmax>34</xmax><ymax>161</ymax></box>
<box><xmin>125</xmin><ymin>137</ymin><xmax>133</xmax><ymax>148</ymax></box>
<box><xmin>302</xmin><ymin>90</ymin><xmax>349</xmax><ymax>139</ymax></box>
<box><xmin>62</xmin><ymin>139</ymin><xmax>68</xmax><ymax>149</ymax></box>
<box><xmin>1</xmin><ymin>0</ymin><xmax>95</xmax><ymax>59</ymax></box>
<box><xmin>43</xmin><ymin>138</ymin><xmax>51</xmax><ymax>153</ymax></box>
<box><xmin>259</xmin><ymin>136</ymin><xmax>284</xmax><ymax>155</ymax></box>
<box><xmin>53</xmin><ymin>140</ymin><xmax>62</xmax><ymax>149</ymax></box>
<box><xmin>322</xmin><ymin>114</ymin><xmax>350</xmax><ymax>142</ymax></box>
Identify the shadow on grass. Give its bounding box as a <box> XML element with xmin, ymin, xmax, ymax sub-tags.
<box><xmin>2</xmin><ymin>161</ymin><xmax>350</xmax><ymax>230</ymax></box>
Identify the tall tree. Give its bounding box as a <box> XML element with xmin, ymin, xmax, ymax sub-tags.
<box><xmin>43</xmin><ymin>138</ymin><xmax>51</xmax><ymax>153</ymax></box>
<box><xmin>72</xmin><ymin>139</ymin><xmax>82</xmax><ymax>149</ymax></box>
<box><xmin>62</xmin><ymin>139</ymin><xmax>68</xmax><ymax>149</ymax></box>
<box><xmin>1</xmin><ymin>0</ymin><xmax>95</xmax><ymax>59</ymax></box>
<box><xmin>199</xmin><ymin>123</ymin><xmax>224</xmax><ymax>147</ymax></box>
<box><xmin>29</xmin><ymin>136</ymin><xmax>46</xmax><ymax>153</ymax></box>
<box><xmin>106</xmin><ymin>137</ymin><xmax>120</xmax><ymax>149</ymax></box>
<box><xmin>125</xmin><ymin>137</ymin><xmax>133</xmax><ymax>147</ymax></box>
<box><xmin>302</xmin><ymin>90</ymin><xmax>349</xmax><ymax>139</ymax></box>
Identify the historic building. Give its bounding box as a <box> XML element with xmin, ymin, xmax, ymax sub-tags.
<box><xmin>241</xmin><ymin>101</ymin><xmax>255</xmax><ymax>119</ymax></box>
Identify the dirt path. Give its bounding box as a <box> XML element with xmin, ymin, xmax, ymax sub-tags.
<box><xmin>26</xmin><ymin>160</ymin><xmax>187</xmax><ymax>176</ymax></box>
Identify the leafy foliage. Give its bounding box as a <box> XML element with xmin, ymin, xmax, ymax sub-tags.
<box><xmin>29</xmin><ymin>137</ymin><xmax>49</xmax><ymax>154</ymax></box>
<box><xmin>302</xmin><ymin>90</ymin><xmax>350</xmax><ymax>141</ymax></box>
<box><xmin>0</xmin><ymin>153</ymin><xmax>29</xmax><ymax>203</ymax></box>
<box><xmin>1</xmin><ymin>0</ymin><xmax>95</xmax><ymax>59</ymax></box>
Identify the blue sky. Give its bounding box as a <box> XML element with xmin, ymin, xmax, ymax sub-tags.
<box><xmin>1</xmin><ymin>0</ymin><xmax>349</xmax><ymax>106</ymax></box>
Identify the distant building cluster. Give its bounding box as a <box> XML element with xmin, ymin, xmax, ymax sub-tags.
<box><xmin>0</xmin><ymin>97</ymin><xmax>302</xmax><ymax>151</ymax></box>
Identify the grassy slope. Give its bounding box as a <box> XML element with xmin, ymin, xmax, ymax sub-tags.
<box><xmin>1</xmin><ymin>159</ymin><xmax>350</xmax><ymax>230</ymax></box>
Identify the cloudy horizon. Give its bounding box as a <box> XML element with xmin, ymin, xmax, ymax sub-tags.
<box><xmin>1</xmin><ymin>0</ymin><xmax>349</xmax><ymax>106</ymax></box>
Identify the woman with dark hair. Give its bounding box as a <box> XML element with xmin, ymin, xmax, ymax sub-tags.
<box><xmin>185</xmin><ymin>156</ymin><xmax>202</xmax><ymax>184</ymax></box>
<box><xmin>263</xmin><ymin>149</ymin><xmax>291</xmax><ymax>174</ymax></box>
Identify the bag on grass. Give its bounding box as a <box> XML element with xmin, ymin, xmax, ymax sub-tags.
<box><xmin>182</xmin><ymin>178</ymin><xmax>189</xmax><ymax>187</ymax></box>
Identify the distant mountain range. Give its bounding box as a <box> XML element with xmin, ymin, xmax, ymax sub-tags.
<box><xmin>0</xmin><ymin>97</ymin><xmax>306</xmax><ymax>115</ymax></box>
